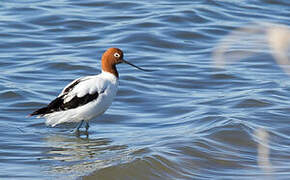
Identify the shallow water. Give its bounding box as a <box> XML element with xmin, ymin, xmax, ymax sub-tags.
<box><xmin>0</xmin><ymin>0</ymin><xmax>289</xmax><ymax>179</ymax></box>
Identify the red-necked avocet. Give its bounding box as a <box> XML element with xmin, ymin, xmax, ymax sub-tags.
<box><xmin>30</xmin><ymin>48</ymin><xmax>150</xmax><ymax>132</ymax></box>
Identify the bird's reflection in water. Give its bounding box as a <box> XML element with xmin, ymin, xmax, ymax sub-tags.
<box><xmin>42</xmin><ymin>131</ymin><xmax>131</xmax><ymax>177</ymax></box>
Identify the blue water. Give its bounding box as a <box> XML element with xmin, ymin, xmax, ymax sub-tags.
<box><xmin>0</xmin><ymin>0</ymin><xmax>289</xmax><ymax>179</ymax></box>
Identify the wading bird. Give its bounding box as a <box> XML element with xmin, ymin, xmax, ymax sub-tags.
<box><xmin>30</xmin><ymin>48</ymin><xmax>150</xmax><ymax>132</ymax></box>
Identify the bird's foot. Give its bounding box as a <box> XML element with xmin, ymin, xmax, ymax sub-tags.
<box><xmin>74</xmin><ymin>129</ymin><xmax>88</xmax><ymax>138</ymax></box>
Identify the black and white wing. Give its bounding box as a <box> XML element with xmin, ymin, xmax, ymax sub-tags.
<box><xmin>30</xmin><ymin>75</ymin><xmax>107</xmax><ymax>116</ymax></box>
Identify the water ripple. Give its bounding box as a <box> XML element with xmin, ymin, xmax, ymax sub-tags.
<box><xmin>0</xmin><ymin>0</ymin><xmax>289</xmax><ymax>179</ymax></box>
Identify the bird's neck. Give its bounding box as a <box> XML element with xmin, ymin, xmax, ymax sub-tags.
<box><xmin>102</xmin><ymin>61</ymin><xmax>119</xmax><ymax>78</ymax></box>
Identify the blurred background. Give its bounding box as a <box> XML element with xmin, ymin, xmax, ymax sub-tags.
<box><xmin>0</xmin><ymin>0</ymin><xmax>289</xmax><ymax>179</ymax></box>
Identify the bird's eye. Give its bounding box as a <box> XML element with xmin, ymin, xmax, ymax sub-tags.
<box><xmin>114</xmin><ymin>53</ymin><xmax>120</xmax><ymax>58</ymax></box>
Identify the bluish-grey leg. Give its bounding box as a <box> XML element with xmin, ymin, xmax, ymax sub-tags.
<box><xmin>75</xmin><ymin>120</ymin><xmax>84</xmax><ymax>132</ymax></box>
<box><xmin>85</xmin><ymin>121</ymin><xmax>90</xmax><ymax>131</ymax></box>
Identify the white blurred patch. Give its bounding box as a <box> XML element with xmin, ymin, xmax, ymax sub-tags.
<box><xmin>213</xmin><ymin>23</ymin><xmax>290</xmax><ymax>75</ymax></box>
<box><xmin>254</xmin><ymin>128</ymin><xmax>273</xmax><ymax>175</ymax></box>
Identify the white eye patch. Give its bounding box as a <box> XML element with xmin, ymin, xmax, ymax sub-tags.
<box><xmin>114</xmin><ymin>53</ymin><xmax>120</xmax><ymax>58</ymax></box>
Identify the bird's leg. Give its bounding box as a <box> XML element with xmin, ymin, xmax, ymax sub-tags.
<box><xmin>85</xmin><ymin>121</ymin><xmax>90</xmax><ymax>131</ymax></box>
<box><xmin>75</xmin><ymin>120</ymin><xmax>84</xmax><ymax>132</ymax></box>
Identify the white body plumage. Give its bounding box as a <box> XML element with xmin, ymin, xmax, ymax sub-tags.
<box><xmin>44</xmin><ymin>71</ymin><xmax>118</xmax><ymax>127</ymax></box>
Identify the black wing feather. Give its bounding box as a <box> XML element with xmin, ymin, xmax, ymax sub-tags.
<box><xmin>30</xmin><ymin>95</ymin><xmax>65</xmax><ymax>116</ymax></box>
<box><xmin>30</xmin><ymin>92</ymin><xmax>99</xmax><ymax>116</ymax></box>
<box><xmin>63</xmin><ymin>79</ymin><xmax>81</xmax><ymax>94</ymax></box>
<box><xmin>61</xmin><ymin>92</ymin><xmax>99</xmax><ymax>110</ymax></box>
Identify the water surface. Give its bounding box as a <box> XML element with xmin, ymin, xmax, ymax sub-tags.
<box><xmin>0</xmin><ymin>0</ymin><xmax>289</xmax><ymax>179</ymax></box>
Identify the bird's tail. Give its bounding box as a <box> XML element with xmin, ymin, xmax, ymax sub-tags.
<box><xmin>29</xmin><ymin>107</ymin><xmax>48</xmax><ymax>117</ymax></box>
